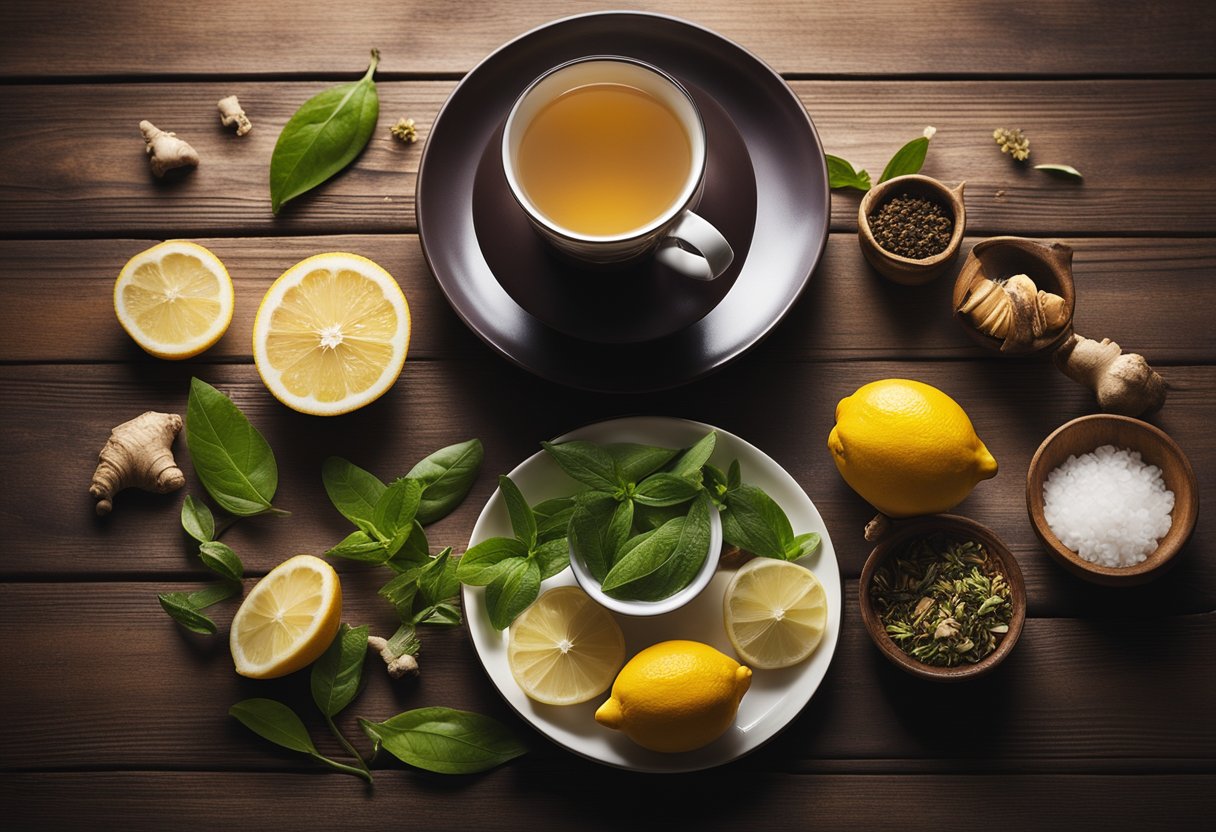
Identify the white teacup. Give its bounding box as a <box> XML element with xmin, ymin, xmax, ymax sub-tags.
<box><xmin>502</xmin><ymin>57</ymin><xmax>734</xmax><ymax>281</ymax></box>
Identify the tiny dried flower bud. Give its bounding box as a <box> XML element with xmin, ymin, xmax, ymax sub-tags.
<box><xmin>923</xmin><ymin>125</ymin><xmax>937</xmax><ymax>141</ymax></box>
<box><xmin>390</xmin><ymin>117</ymin><xmax>418</xmax><ymax>144</ymax></box>
<box><xmin>934</xmin><ymin>617</ymin><xmax>961</xmax><ymax>639</ymax></box>
<box><xmin>993</xmin><ymin>127</ymin><xmax>1031</xmax><ymax>161</ymax></box>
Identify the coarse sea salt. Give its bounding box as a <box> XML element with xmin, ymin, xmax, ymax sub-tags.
<box><xmin>1042</xmin><ymin>444</ymin><xmax>1174</xmax><ymax>568</ymax></box>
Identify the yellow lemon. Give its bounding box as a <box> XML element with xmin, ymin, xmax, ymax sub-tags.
<box><xmin>230</xmin><ymin>554</ymin><xmax>342</xmax><ymax>679</ymax></box>
<box><xmin>113</xmin><ymin>241</ymin><xmax>234</xmax><ymax>359</ymax></box>
<box><xmin>827</xmin><ymin>378</ymin><xmax>998</xmax><ymax>517</ymax></box>
<box><xmin>724</xmin><ymin>558</ymin><xmax>828</xmax><ymax>669</ymax></box>
<box><xmin>594</xmin><ymin>640</ymin><xmax>752</xmax><ymax>753</ymax></box>
<box><xmin>507</xmin><ymin>586</ymin><xmax>626</xmax><ymax>706</ymax></box>
<box><xmin>252</xmin><ymin>252</ymin><xmax>410</xmax><ymax>416</ymax></box>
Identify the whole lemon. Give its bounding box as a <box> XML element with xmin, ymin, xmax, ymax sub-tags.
<box><xmin>594</xmin><ymin>640</ymin><xmax>752</xmax><ymax>753</ymax></box>
<box><xmin>827</xmin><ymin>379</ymin><xmax>998</xmax><ymax>518</ymax></box>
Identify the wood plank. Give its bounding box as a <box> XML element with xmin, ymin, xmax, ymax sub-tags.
<box><xmin>2</xmin><ymin>361</ymin><xmax>1213</xmax><ymax>617</ymax></box>
<box><xmin>2</xmin><ymin>1</ymin><xmax>1213</xmax><ymax>78</ymax></box>
<box><xmin>0</xmin><ymin>579</ymin><xmax>1211</xmax><ymax>770</ymax></box>
<box><xmin>2</xmin><ymin>80</ymin><xmax>1213</xmax><ymax>237</ymax></box>
<box><xmin>2</xmin><ymin>235</ymin><xmax>1213</xmax><ymax>364</ymax></box>
<box><xmin>2</xmin><ymin>772</ymin><xmax>1213</xmax><ymax>832</ymax></box>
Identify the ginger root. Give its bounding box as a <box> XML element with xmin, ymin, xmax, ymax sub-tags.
<box><xmin>958</xmin><ymin>273</ymin><xmax>1069</xmax><ymax>350</ymax></box>
<box><xmin>368</xmin><ymin>634</ymin><xmax>419</xmax><ymax>678</ymax></box>
<box><xmin>217</xmin><ymin>95</ymin><xmax>252</xmax><ymax>136</ymax></box>
<box><xmin>140</xmin><ymin>121</ymin><xmax>200</xmax><ymax>177</ymax></box>
<box><xmin>89</xmin><ymin>412</ymin><xmax>186</xmax><ymax>516</ymax></box>
<box><xmin>1053</xmin><ymin>333</ymin><xmax>1167</xmax><ymax>417</ymax></box>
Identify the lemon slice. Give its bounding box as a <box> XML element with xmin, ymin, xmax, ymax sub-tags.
<box><xmin>230</xmin><ymin>554</ymin><xmax>343</xmax><ymax>679</ymax></box>
<box><xmin>723</xmin><ymin>558</ymin><xmax>828</xmax><ymax>669</ymax></box>
<box><xmin>252</xmin><ymin>253</ymin><xmax>410</xmax><ymax>415</ymax></box>
<box><xmin>113</xmin><ymin>241</ymin><xmax>234</xmax><ymax>359</ymax></box>
<box><xmin>507</xmin><ymin>586</ymin><xmax>626</xmax><ymax>705</ymax></box>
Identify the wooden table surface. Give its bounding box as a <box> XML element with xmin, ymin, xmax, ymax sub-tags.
<box><xmin>2</xmin><ymin>1</ymin><xmax>1214</xmax><ymax>828</ymax></box>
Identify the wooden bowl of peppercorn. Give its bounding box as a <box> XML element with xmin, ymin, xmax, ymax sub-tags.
<box><xmin>858</xmin><ymin>174</ymin><xmax>966</xmax><ymax>285</ymax></box>
<box><xmin>859</xmin><ymin>514</ymin><xmax>1027</xmax><ymax>681</ymax></box>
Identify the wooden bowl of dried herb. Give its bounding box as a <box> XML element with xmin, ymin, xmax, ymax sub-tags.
<box><xmin>859</xmin><ymin>514</ymin><xmax>1027</xmax><ymax>681</ymax></box>
<box><xmin>858</xmin><ymin>174</ymin><xmax>966</xmax><ymax>285</ymax></box>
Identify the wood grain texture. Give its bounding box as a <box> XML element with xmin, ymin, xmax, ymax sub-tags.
<box><xmin>6</xmin><ymin>235</ymin><xmax>1213</xmax><ymax>364</ymax></box>
<box><xmin>2</xmin><ymin>1</ymin><xmax>1214</xmax><ymax>78</ymax></box>
<box><xmin>0</xmin><ymin>580</ymin><xmax>1211</xmax><ymax>771</ymax></box>
<box><xmin>3</xmin><ymin>772</ymin><xmax>1213</xmax><ymax>832</ymax></box>
<box><xmin>2</xmin><ymin>80</ymin><xmax>1213</xmax><ymax>237</ymax></box>
<box><xmin>3</xmin><ymin>361</ymin><xmax>1212</xmax><ymax>618</ymax></box>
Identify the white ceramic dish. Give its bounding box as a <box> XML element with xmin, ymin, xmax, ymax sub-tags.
<box><xmin>462</xmin><ymin>416</ymin><xmax>841</xmax><ymax>772</ymax></box>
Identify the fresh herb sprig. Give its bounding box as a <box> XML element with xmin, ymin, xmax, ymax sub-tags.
<box><xmin>158</xmin><ymin>495</ymin><xmax>246</xmax><ymax>633</ymax></box>
<box><xmin>827</xmin><ymin>127</ymin><xmax>936</xmax><ymax>192</ymax></box>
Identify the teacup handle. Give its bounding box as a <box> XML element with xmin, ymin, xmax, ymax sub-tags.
<box><xmin>655</xmin><ymin>211</ymin><xmax>734</xmax><ymax>281</ymax></box>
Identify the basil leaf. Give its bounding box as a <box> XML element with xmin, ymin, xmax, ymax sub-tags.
<box><xmin>485</xmin><ymin>558</ymin><xmax>540</xmax><ymax>630</ymax></box>
<box><xmin>321</xmin><ymin>457</ymin><xmax>386</xmax><ymax>532</ymax></box>
<box><xmin>181</xmin><ymin>495</ymin><xmax>215</xmax><ymax>543</ymax></box>
<box><xmin>229</xmin><ymin>699</ymin><xmax>318</xmax><ymax>755</ymax></box>
<box><xmin>387</xmin><ymin>521</ymin><xmax>430</xmax><ymax>569</ymax></box>
<box><xmin>606</xmin><ymin>443</ymin><xmax>678</xmax><ymax>483</ymax></box>
<box><xmin>198</xmin><ymin>541</ymin><xmax>244</xmax><ymax>582</ymax></box>
<box><xmin>532</xmin><ymin>538</ymin><xmax>571</xmax><ymax>580</ymax></box>
<box><xmin>533</xmin><ymin>496</ymin><xmax>576</xmax><ymax>543</ymax></box>
<box><xmin>186</xmin><ymin>378</ymin><xmax>281</xmax><ymax>517</ymax></box>
<box><xmin>407</xmin><ymin>439</ymin><xmax>484</xmax><ymax>525</ymax></box>
<box><xmin>379</xmin><ymin>567</ymin><xmax>422</xmax><ymax>618</ymax></box>
<box><xmin>668</xmin><ymin>431</ymin><xmax>717</xmax><ymax>478</ymax></box>
<box><xmin>456</xmin><ymin>537</ymin><xmax>528</xmax><ymax>585</ymax></box>
<box><xmin>722</xmin><ymin>484</ymin><xmax>794</xmax><ymax>560</ymax></box>
<box><xmin>157</xmin><ymin>592</ymin><xmax>218</xmax><ymax>634</ymax></box>
<box><xmin>270</xmin><ymin>50</ymin><xmax>381</xmax><ymax>214</ymax></box>
<box><xmin>634</xmin><ymin>502</ymin><xmax>689</xmax><ymax>530</ymax></box>
<box><xmin>727</xmin><ymin>460</ymin><xmax>742</xmax><ymax>491</ymax></box>
<box><xmin>879</xmin><ymin>136</ymin><xmax>930</xmax><ymax>184</ymax></box>
<box><xmin>542</xmin><ymin>441</ymin><xmax>620</xmax><ymax>491</ymax></box>
<box><xmin>633</xmin><ymin>472</ymin><xmax>702</xmax><ymax>507</ymax></box>
<box><xmin>600</xmin><ymin>516</ymin><xmax>686</xmax><ymax>597</ymax></box>
<box><xmin>602</xmin><ymin>496</ymin><xmax>711</xmax><ymax>600</ymax></box>
<box><xmin>372</xmin><ymin>478</ymin><xmax>422</xmax><ymax>543</ymax></box>
<box><xmin>497</xmin><ymin>475</ymin><xmax>536</xmax><ymax>549</ymax></box>
<box><xmin>788</xmin><ymin>531</ymin><xmax>823</xmax><ymax>561</ymax></box>
<box><xmin>311</xmin><ymin>623</ymin><xmax>369</xmax><ymax>718</ymax></box>
<box><xmin>418</xmin><ymin>548</ymin><xmax>459</xmax><ymax>606</ymax></box>
<box><xmin>358</xmin><ymin>707</ymin><xmax>527</xmax><ymax>774</ymax></box>
<box><xmin>702</xmin><ymin>463</ymin><xmax>729</xmax><ymax>501</ymax></box>
<box><xmin>414</xmin><ymin>601</ymin><xmax>462</xmax><ymax>627</ymax></box>
<box><xmin>326</xmin><ymin>529</ymin><xmax>390</xmax><ymax>564</ymax></box>
<box><xmin>187</xmin><ymin>582</ymin><xmax>241</xmax><ymax>609</ymax></box>
<box><xmin>1035</xmin><ymin>163</ymin><xmax>1083</xmax><ymax>179</ymax></box>
<box><xmin>826</xmin><ymin>154</ymin><xmax>871</xmax><ymax>191</ymax></box>
<box><xmin>568</xmin><ymin>494</ymin><xmax>624</xmax><ymax>582</ymax></box>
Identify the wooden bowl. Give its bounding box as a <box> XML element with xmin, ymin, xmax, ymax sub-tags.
<box><xmin>952</xmin><ymin>236</ymin><xmax>1076</xmax><ymax>355</ymax></box>
<box><xmin>858</xmin><ymin>175</ymin><xmax>966</xmax><ymax>285</ymax></box>
<box><xmin>1026</xmin><ymin>414</ymin><xmax>1198</xmax><ymax>586</ymax></box>
<box><xmin>858</xmin><ymin>515</ymin><xmax>1027</xmax><ymax>681</ymax></box>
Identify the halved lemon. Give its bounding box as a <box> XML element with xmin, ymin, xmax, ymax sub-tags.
<box><xmin>252</xmin><ymin>252</ymin><xmax>410</xmax><ymax>415</ymax></box>
<box><xmin>723</xmin><ymin>558</ymin><xmax>828</xmax><ymax>669</ymax></box>
<box><xmin>113</xmin><ymin>240</ymin><xmax>234</xmax><ymax>359</ymax></box>
<box><xmin>230</xmin><ymin>554</ymin><xmax>342</xmax><ymax>679</ymax></box>
<box><xmin>507</xmin><ymin>586</ymin><xmax>626</xmax><ymax>705</ymax></box>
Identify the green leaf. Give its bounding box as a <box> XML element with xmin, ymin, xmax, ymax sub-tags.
<box><xmin>418</xmin><ymin>548</ymin><xmax>459</xmax><ymax>606</ymax></box>
<box><xmin>386</xmin><ymin>623</ymin><xmax>421</xmax><ymax>659</ymax></box>
<box><xmin>879</xmin><ymin>136</ymin><xmax>930</xmax><ymax>184</ymax></box>
<box><xmin>826</xmin><ymin>154</ymin><xmax>872</xmax><ymax>191</ymax></box>
<box><xmin>372</xmin><ymin>478</ymin><xmax>422</xmax><ymax>543</ymax></box>
<box><xmin>413</xmin><ymin>601</ymin><xmax>462</xmax><ymax>627</ymax></box>
<box><xmin>157</xmin><ymin>592</ymin><xmax>218</xmax><ymax>634</ymax></box>
<box><xmin>602</xmin><ymin>495</ymin><xmax>712</xmax><ymax>600</ymax></box>
<box><xmin>532</xmin><ymin>538</ymin><xmax>571</xmax><ymax>580</ymax></box>
<box><xmin>407</xmin><ymin>439</ymin><xmax>485</xmax><ymax>525</ymax></box>
<box><xmin>230</xmin><ymin>699</ymin><xmax>319</xmax><ymax>755</ymax></box>
<box><xmin>270</xmin><ymin>50</ymin><xmax>381</xmax><ymax>214</ymax></box>
<box><xmin>605</xmin><ymin>443</ymin><xmax>678</xmax><ymax>483</ymax></box>
<box><xmin>311</xmin><ymin>624</ymin><xmax>369</xmax><ymax>718</ymax></box>
<box><xmin>186</xmin><ymin>582</ymin><xmax>241</xmax><ymax>609</ymax></box>
<box><xmin>456</xmin><ymin>537</ymin><xmax>528</xmax><ymax>586</ymax></box>
<box><xmin>541</xmin><ymin>441</ymin><xmax>620</xmax><ymax>491</ymax></box>
<box><xmin>668</xmin><ymin>432</ymin><xmax>717</xmax><ymax>478</ymax></box>
<box><xmin>600</xmin><ymin>517</ymin><xmax>684</xmax><ymax>597</ymax></box>
<box><xmin>181</xmin><ymin>495</ymin><xmax>215</xmax><ymax>543</ymax></box>
<box><xmin>634</xmin><ymin>502</ymin><xmax>689</xmax><ymax>530</ymax></box>
<box><xmin>633</xmin><ymin>472</ymin><xmax>702</xmax><ymax>507</ymax></box>
<box><xmin>702</xmin><ymin>463</ymin><xmax>729</xmax><ymax>501</ymax></box>
<box><xmin>326</xmin><ymin>529</ymin><xmax>390</xmax><ymax>564</ymax></box>
<box><xmin>1034</xmin><ymin>163</ymin><xmax>1083</xmax><ymax>179</ymax></box>
<box><xmin>568</xmin><ymin>494</ymin><xmax>625</xmax><ymax>582</ymax></box>
<box><xmin>387</xmin><ymin>521</ymin><xmax>430</xmax><ymax>569</ymax></box>
<box><xmin>484</xmin><ymin>558</ymin><xmax>540</xmax><ymax>630</ymax></box>
<box><xmin>186</xmin><ymin>378</ymin><xmax>281</xmax><ymax>517</ymax></box>
<box><xmin>379</xmin><ymin>568</ymin><xmax>422</xmax><ymax>617</ymax></box>
<box><xmin>198</xmin><ymin>540</ymin><xmax>244</xmax><ymax>582</ymax></box>
<box><xmin>497</xmin><ymin>475</ymin><xmax>536</xmax><ymax>549</ymax></box>
<box><xmin>321</xmin><ymin>457</ymin><xmax>386</xmax><ymax>532</ymax></box>
<box><xmin>722</xmin><ymin>484</ymin><xmax>794</xmax><ymax>560</ymax></box>
<box><xmin>727</xmin><ymin>460</ymin><xmax>742</xmax><ymax>491</ymax></box>
<box><xmin>358</xmin><ymin>707</ymin><xmax>527</xmax><ymax>774</ymax></box>
<box><xmin>533</xmin><ymin>496</ymin><xmax>576</xmax><ymax>543</ymax></box>
<box><xmin>788</xmin><ymin>531</ymin><xmax>823</xmax><ymax>561</ymax></box>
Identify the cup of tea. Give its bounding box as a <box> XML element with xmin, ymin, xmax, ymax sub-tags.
<box><xmin>502</xmin><ymin>56</ymin><xmax>734</xmax><ymax>281</ymax></box>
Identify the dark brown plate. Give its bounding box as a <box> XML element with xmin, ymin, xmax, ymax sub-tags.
<box><xmin>417</xmin><ymin>11</ymin><xmax>829</xmax><ymax>391</ymax></box>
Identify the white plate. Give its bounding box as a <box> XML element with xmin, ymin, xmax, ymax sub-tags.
<box><xmin>462</xmin><ymin>416</ymin><xmax>841</xmax><ymax>772</ymax></box>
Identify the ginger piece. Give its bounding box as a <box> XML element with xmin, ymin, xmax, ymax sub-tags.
<box><xmin>367</xmin><ymin>634</ymin><xmax>419</xmax><ymax>678</ymax></box>
<box><xmin>958</xmin><ymin>273</ymin><xmax>1069</xmax><ymax>349</ymax></box>
<box><xmin>139</xmin><ymin>121</ymin><xmax>200</xmax><ymax>177</ymax></box>
<box><xmin>89</xmin><ymin>412</ymin><xmax>186</xmax><ymax>515</ymax></box>
<box><xmin>217</xmin><ymin>95</ymin><xmax>252</xmax><ymax>136</ymax></box>
<box><xmin>1053</xmin><ymin>333</ymin><xmax>1167</xmax><ymax>417</ymax></box>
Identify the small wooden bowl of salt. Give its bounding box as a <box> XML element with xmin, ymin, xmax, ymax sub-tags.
<box><xmin>1026</xmin><ymin>414</ymin><xmax>1198</xmax><ymax>585</ymax></box>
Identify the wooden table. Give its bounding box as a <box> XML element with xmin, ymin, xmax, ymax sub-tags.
<box><xmin>2</xmin><ymin>2</ymin><xmax>1213</xmax><ymax>828</ymax></box>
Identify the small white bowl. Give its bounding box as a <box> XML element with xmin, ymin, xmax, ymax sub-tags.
<box><xmin>569</xmin><ymin>504</ymin><xmax>723</xmax><ymax>617</ymax></box>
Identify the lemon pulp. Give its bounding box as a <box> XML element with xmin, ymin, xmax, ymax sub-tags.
<box><xmin>724</xmin><ymin>558</ymin><xmax>828</xmax><ymax>669</ymax></box>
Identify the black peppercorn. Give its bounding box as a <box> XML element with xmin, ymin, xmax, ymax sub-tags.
<box><xmin>867</xmin><ymin>194</ymin><xmax>954</xmax><ymax>259</ymax></box>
